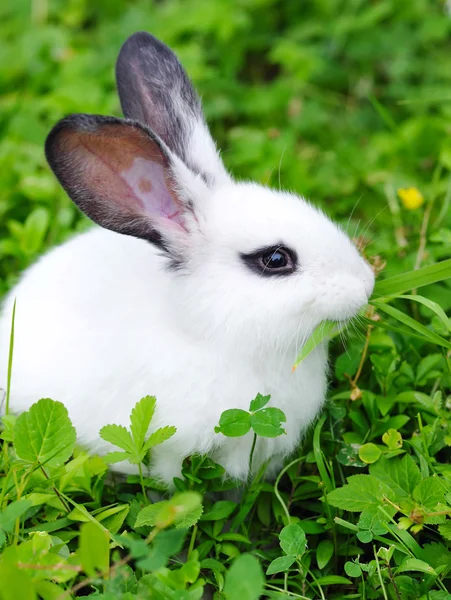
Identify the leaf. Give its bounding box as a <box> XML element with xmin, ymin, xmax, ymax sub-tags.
<box><xmin>34</xmin><ymin>581</ymin><xmax>66</xmax><ymax>600</ymax></box>
<box><xmin>370</xmin><ymin>456</ymin><xmax>421</xmax><ymax>498</ymax></box>
<box><xmin>413</xmin><ymin>477</ymin><xmax>446</xmax><ymax>511</ymax></box>
<box><xmin>136</xmin><ymin>500</ymin><xmax>202</xmax><ymax>530</ymax></box>
<box><xmin>223</xmin><ymin>554</ymin><xmax>265</xmax><ymax>600</ymax></box>
<box><xmin>279</xmin><ymin>524</ymin><xmax>307</xmax><ymax>556</ymax></box>
<box><xmin>313</xmin><ymin>415</ymin><xmax>334</xmax><ymax>493</ymax></box>
<box><xmin>358</xmin><ymin>443</ymin><xmax>382</xmax><ymax>464</ymax></box>
<box><xmin>0</xmin><ymin>561</ymin><xmax>36</xmax><ymax>600</ymax></box>
<box><xmin>0</xmin><ymin>499</ymin><xmax>32</xmax><ymax>533</ymax></box>
<box><xmin>344</xmin><ymin>561</ymin><xmax>362</xmax><ymax>577</ymax></box>
<box><xmin>293</xmin><ymin>320</ymin><xmax>338</xmax><ymax>369</ymax></box>
<box><xmin>137</xmin><ymin>529</ymin><xmax>187</xmax><ymax>572</ymax></box>
<box><xmin>79</xmin><ymin>522</ymin><xmax>109</xmax><ymax>578</ymax></box>
<box><xmin>249</xmin><ymin>393</ymin><xmax>271</xmax><ymax>412</ymax></box>
<box><xmin>216</xmin><ymin>533</ymin><xmax>252</xmax><ymax>544</ymax></box>
<box><xmin>438</xmin><ymin>521</ymin><xmax>451</xmax><ymax>541</ymax></box>
<box><xmin>374</xmin><ymin>259</ymin><xmax>451</xmax><ymax>296</ymax></box>
<box><xmin>99</xmin><ymin>424</ymin><xmax>134</xmax><ymax>454</ymax></box>
<box><xmin>97</xmin><ymin>504</ymin><xmax>130</xmax><ymax>534</ymax></box>
<box><xmin>358</xmin><ymin>506</ymin><xmax>394</xmax><ymax>536</ymax></box>
<box><xmin>136</xmin><ymin>493</ymin><xmax>202</xmax><ymax>529</ymax></box>
<box><xmin>103</xmin><ymin>451</ymin><xmax>130</xmax><ymax>464</ymax></box>
<box><xmin>266</xmin><ymin>555</ymin><xmax>296</xmax><ymax>575</ymax></box>
<box><xmin>174</xmin><ymin>504</ymin><xmax>203</xmax><ymax>529</ymax></box>
<box><xmin>372</xmin><ymin>301</ymin><xmax>451</xmax><ymax>350</ymax></box>
<box><xmin>395</xmin><ymin>558</ymin><xmax>436</xmax><ymax>575</ymax></box>
<box><xmin>142</xmin><ymin>426</ymin><xmax>177</xmax><ymax>452</ymax></box>
<box><xmin>201</xmin><ymin>501</ymin><xmax>237</xmax><ymax>521</ymax></box>
<box><xmin>327</xmin><ymin>475</ymin><xmax>395</xmax><ymax>511</ymax></box>
<box><xmin>382</xmin><ymin>429</ymin><xmax>403</xmax><ymax>450</ymax></box>
<box><xmin>130</xmin><ymin>396</ymin><xmax>156</xmax><ymax>450</ymax></box>
<box><xmin>214</xmin><ymin>409</ymin><xmax>251</xmax><ymax>437</ymax></box>
<box><xmin>158</xmin><ymin>492</ymin><xmax>202</xmax><ymax>528</ymax></box>
<box><xmin>250</xmin><ymin>407</ymin><xmax>286</xmax><ymax>438</ymax></box>
<box><xmin>313</xmin><ymin>576</ymin><xmax>353</xmax><ymax>586</ymax></box>
<box><xmin>14</xmin><ymin>399</ymin><xmax>76</xmax><ymax>467</ymax></box>
<box><xmin>135</xmin><ymin>503</ymin><xmax>164</xmax><ymax>528</ymax></box>
<box><xmin>416</xmin><ymin>353</ymin><xmax>444</xmax><ymax>384</ymax></box>
<box><xmin>316</xmin><ymin>539</ymin><xmax>334</xmax><ymax>569</ymax></box>
<box><xmin>420</xmin><ymin>542</ymin><xmax>451</xmax><ymax>569</ymax></box>
<box><xmin>21</xmin><ymin>208</ymin><xmax>49</xmax><ymax>255</ymax></box>
<box><xmin>399</xmin><ymin>295</ymin><xmax>451</xmax><ymax>333</ymax></box>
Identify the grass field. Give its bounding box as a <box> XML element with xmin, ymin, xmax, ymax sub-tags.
<box><xmin>1</xmin><ymin>1</ymin><xmax>451</xmax><ymax>599</ymax></box>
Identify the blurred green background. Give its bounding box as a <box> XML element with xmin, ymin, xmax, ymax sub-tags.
<box><xmin>1</xmin><ymin>0</ymin><xmax>451</xmax><ymax>295</ymax></box>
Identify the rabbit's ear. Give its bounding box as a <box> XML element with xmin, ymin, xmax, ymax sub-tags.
<box><xmin>45</xmin><ymin>114</ymin><xmax>207</xmax><ymax>256</ymax></box>
<box><xmin>115</xmin><ymin>31</ymin><xmax>229</xmax><ymax>187</ymax></box>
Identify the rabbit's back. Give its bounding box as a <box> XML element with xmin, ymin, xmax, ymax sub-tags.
<box><xmin>0</xmin><ymin>227</ymin><xmax>178</xmax><ymax>423</ymax></box>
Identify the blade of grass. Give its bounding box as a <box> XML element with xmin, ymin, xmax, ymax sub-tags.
<box><xmin>293</xmin><ymin>321</ymin><xmax>338</xmax><ymax>370</ymax></box>
<box><xmin>368</xmin><ymin>94</ymin><xmax>397</xmax><ymax>131</ymax></box>
<box><xmin>433</xmin><ymin>174</ymin><xmax>451</xmax><ymax>229</ymax></box>
<box><xmin>313</xmin><ymin>415</ymin><xmax>333</xmax><ymax>494</ymax></box>
<box><xmin>371</xmin><ymin>301</ymin><xmax>451</xmax><ymax>350</ymax></box>
<box><xmin>397</xmin><ymin>294</ymin><xmax>451</xmax><ymax>332</ymax></box>
<box><xmin>5</xmin><ymin>299</ymin><xmax>17</xmax><ymax>416</ymax></box>
<box><xmin>374</xmin><ymin>259</ymin><xmax>451</xmax><ymax>297</ymax></box>
<box><xmin>361</xmin><ymin>315</ymin><xmax>443</xmax><ymax>346</ymax></box>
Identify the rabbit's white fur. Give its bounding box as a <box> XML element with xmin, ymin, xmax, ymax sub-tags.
<box><xmin>0</xmin><ymin>32</ymin><xmax>374</xmax><ymax>484</ymax></box>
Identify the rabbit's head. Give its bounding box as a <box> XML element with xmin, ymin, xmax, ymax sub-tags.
<box><xmin>45</xmin><ymin>32</ymin><xmax>374</xmax><ymax>359</ymax></box>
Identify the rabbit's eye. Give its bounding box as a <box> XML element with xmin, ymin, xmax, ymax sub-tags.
<box><xmin>241</xmin><ymin>245</ymin><xmax>297</xmax><ymax>276</ymax></box>
<box><xmin>262</xmin><ymin>249</ymin><xmax>288</xmax><ymax>269</ymax></box>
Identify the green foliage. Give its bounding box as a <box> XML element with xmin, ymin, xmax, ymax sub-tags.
<box><xmin>100</xmin><ymin>395</ymin><xmax>176</xmax><ymax>466</ymax></box>
<box><xmin>14</xmin><ymin>398</ymin><xmax>76</xmax><ymax>467</ymax></box>
<box><xmin>1</xmin><ymin>0</ymin><xmax>451</xmax><ymax>598</ymax></box>
<box><xmin>223</xmin><ymin>554</ymin><xmax>264</xmax><ymax>600</ymax></box>
<box><xmin>215</xmin><ymin>394</ymin><xmax>286</xmax><ymax>439</ymax></box>
<box><xmin>79</xmin><ymin>522</ymin><xmax>109</xmax><ymax>578</ymax></box>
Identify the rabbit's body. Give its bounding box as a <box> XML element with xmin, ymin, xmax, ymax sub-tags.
<box><xmin>0</xmin><ymin>225</ymin><xmax>327</xmax><ymax>482</ymax></box>
<box><xmin>0</xmin><ymin>32</ymin><xmax>374</xmax><ymax>484</ymax></box>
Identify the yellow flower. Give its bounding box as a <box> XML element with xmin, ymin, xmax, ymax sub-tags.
<box><xmin>397</xmin><ymin>187</ymin><xmax>424</xmax><ymax>210</ymax></box>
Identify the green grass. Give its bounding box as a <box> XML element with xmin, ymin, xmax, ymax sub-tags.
<box><xmin>1</xmin><ymin>1</ymin><xmax>451</xmax><ymax>599</ymax></box>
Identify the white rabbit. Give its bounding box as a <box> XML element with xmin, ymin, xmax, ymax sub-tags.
<box><xmin>0</xmin><ymin>32</ymin><xmax>374</xmax><ymax>485</ymax></box>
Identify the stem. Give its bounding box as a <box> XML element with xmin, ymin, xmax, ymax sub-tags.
<box><xmin>305</xmin><ymin>564</ymin><xmax>326</xmax><ymax>600</ymax></box>
<box><xmin>350</xmin><ymin>307</ymin><xmax>375</xmax><ymax>390</ymax></box>
<box><xmin>411</xmin><ymin>188</ymin><xmax>435</xmax><ymax>319</ymax></box>
<box><xmin>433</xmin><ymin>173</ymin><xmax>451</xmax><ymax>229</ymax></box>
<box><xmin>2</xmin><ymin>300</ymin><xmax>16</xmax><ymax>473</ymax></box>
<box><xmin>5</xmin><ymin>299</ymin><xmax>16</xmax><ymax>416</ymax></box>
<box><xmin>287</xmin><ymin>460</ymin><xmax>302</xmax><ymax>513</ymax></box>
<box><xmin>386</xmin><ymin>561</ymin><xmax>401</xmax><ymax>600</ymax></box>
<box><xmin>39</xmin><ymin>466</ymin><xmax>70</xmax><ymax>513</ymax></box>
<box><xmin>414</xmin><ymin>197</ymin><xmax>434</xmax><ymax>273</ymax></box>
<box><xmin>138</xmin><ymin>462</ymin><xmax>147</xmax><ymax>502</ymax></box>
<box><xmin>374</xmin><ymin>544</ymin><xmax>389</xmax><ymax>600</ymax></box>
<box><xmin>187</xmin><ymin>524</ymin><xmax>198</xmax><ymax>560</ymax></box>
<box><xmin>274</xmin><ymin>457</ymin><xmax>304</xmax><ymax>524</ymax></box>
<box><xmin>248</xmin><ymin>433</ymin><xmax>257</xmax><ymax>477</ymax></box>
<box><xmin>420</xmin><ymin>509</ymin><xmax>451</xmax><ymax>517</ymax></box>
<box><xmin>385</xmin><ymin>184</ymin><xmax>408</xmax><ymax>249</ymax></box>
<box><xmin>265</xmin><ymin>583</ymin><xmax>310</xmax><ymax>599</ymax></box>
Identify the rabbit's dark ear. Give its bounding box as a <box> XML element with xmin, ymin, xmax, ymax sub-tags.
<box><xmin>115</xmin><ymin>32</ymin><xmax>229</xmax><ymax>187</ymax></box>
<box><xmin>45</xmin><ymin>114</ymin><xmax>206</xmax><ymax>257</ymax></box>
